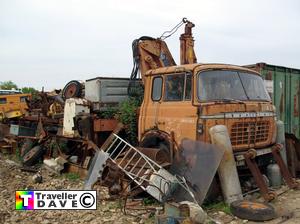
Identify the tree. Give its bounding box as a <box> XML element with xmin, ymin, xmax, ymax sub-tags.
<box><xmin>22</xmin><ymin>87</ymin><xmax>38</xmax><ymax>94</ymax></box>
<box><xmin>0</xmin><ymin>81</ymin><xmax>18</xmax><ymax>90</ymax></box>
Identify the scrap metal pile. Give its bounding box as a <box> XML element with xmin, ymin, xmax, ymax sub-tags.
<box><xmin>2</xmin><ymin>18</ymin><xmax>300</xmax><ymax>223</ymax></box>
<box><xmin>0</xmin><ymin>78</ymin><xmax>124</xmax><ymax>175</ymax></box>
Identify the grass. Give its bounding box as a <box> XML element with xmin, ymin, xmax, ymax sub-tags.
<box><xmin>143</xmin><ymin>197</ymin><xmax>157</xmax><ymax>205</ymax></box>
<box><xmin>203</xmin><ymin>201</ymin><xmax>232</xmax><ymax>215</ymax></box>
<box><xmin>108</xmin><ymin>200</ymin><xmax>123</xmax><ymax>209</ymax></box>
<box><xmin>3</xmin><ymin>152</ymin><xmax>22</xmax><ymax>164</ymax></box>
<box><xmin>144</xmin><ymin>215</ymin><xmax>155</xmax><ymax>224</ymax></box>
<box><xmin>63</xmin><ymin>172</ymin><xmax>80</xmax><ymax>181</ymax></box>
<box><xmin>15</xmin><ymin>147</ymin><xmax>22</xmax><ymax>161</ymax></box>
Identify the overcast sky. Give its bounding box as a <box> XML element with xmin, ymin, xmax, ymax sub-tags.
<box><xmin>1</xmin><ymin>0</ymin><xmax>299</xmax><ymax>90</ymax></box>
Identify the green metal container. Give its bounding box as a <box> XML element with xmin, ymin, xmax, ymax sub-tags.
<box><xmin>246</xmin><ymin>63</ymin><xmax>300</xmax><ymax>139</ymax></box>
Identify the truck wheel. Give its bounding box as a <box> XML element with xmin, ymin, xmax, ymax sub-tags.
<box><xmin>62</xmin><ymin>80</ymin><xmax>82</xmax><ymax>100</ymax></box>
<box><xmin>23</xmin><ymin>145</ymin><xmax>44</xmax><ymax>166</ymax></box>
<box><xmin>20</xmin><ymin>139</ymin><xmax>37</xmax><ymax>157</ymax></box>
<box><xmin>158</xmin><ymin>142</ymin><xmax>170</xmax><ymax>156</ymax></box>
<box><xmin>230</xmin><ymin>200</ymin><xmax>276</xmax><ymax>221</ymax></box>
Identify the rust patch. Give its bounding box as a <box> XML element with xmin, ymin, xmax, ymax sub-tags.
<box><xmin>279</xmin><ymin>91</ymin><xmax>284</xmax><ymax>119</ymax></box>
<box><xmin>294</xmin><ymin>83</ymin><xmax>300</xmax><ymax>117</ymax></box>
<box><xmin>240</xmin><ymin>201</ymin><xmax>269</xmax><ymax>210</ymax></box>
<box><xmin>266</xmin><ymin>71</ymin><xmax>273</xmax><ymax>80</ymax></box>
<box><xmin>294</xmin><ymin>95</ymin><xmax>299</xmax><ymax>117</ymax></box>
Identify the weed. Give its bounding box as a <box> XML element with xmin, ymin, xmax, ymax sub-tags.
<box><xmin>203</xmin><ymin>201</ymin><xmax>232</xmax><ymax>215</ymax></box>
<box><xmin>143</xmin><ymin>197</ymin><xmax>157</xmax><ymax>206</ymax></box>
<box><xmin>15</xmin><ymin>147</ymin><xmax>22</xmax><ymax>161</ymax></box>
<box><xmin>63</xmin><ymin>172</ymin><xmax>80</xmax><ymax>181</ymax></box>
<box><xmin>144</xmin><ymin>215</ymin><xmax>155</xmax><ymax>224</ymax></box>
<box><xmin>108</xmin><ymin>200</ymin><xmax>122</xmax><ymax>209</ymax></box>
<box><xmin>100</xmin><ymin>107</ymin><xmax>118</xmax><ymax>119</ymax></box>
<box><xmin>117</xmin><ymin>97</ymin><xmax>141</xmax><ymax>145</ymax></box>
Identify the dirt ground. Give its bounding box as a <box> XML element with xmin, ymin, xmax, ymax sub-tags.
<box><xmin>0</xmin><ymin>154</ymin><xmax>155</xmax><ymax>224</ymax></box>
<box><xmin>209</xmin><ymin>187</ymin><xmax>300</xmax><ymax>224</ymax></box>
<box><xmin>1</xmin><ymin>153</ymin><xmax>300</xmax><ymax>224</ymax></box>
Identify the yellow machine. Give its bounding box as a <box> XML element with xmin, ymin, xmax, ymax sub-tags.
<box><xmin>0</xmin><ymin>90</ymin><xmax>31</xmax><ymax>120</ymax></box>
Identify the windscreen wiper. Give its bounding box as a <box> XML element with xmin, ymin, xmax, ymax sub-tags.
<box><xmin>222</xmin><ymin>98</ymin><xmax>246</xmax><ymax>104</ymax></box>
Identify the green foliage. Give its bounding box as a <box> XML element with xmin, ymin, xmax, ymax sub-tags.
<box><xmin>0</xmin><ymin>81</ymin><xmax>39</xmax><ymax>99</ymax></box>
<box><xmin>21</xmin><ymin>87</ymin><xmax>38</xmax><ymax>94</ymax></box>
<box><xmin>63</xmin><ymin>172</ymin><xmax>80</xmax><ymax>181</ymax></box>
<box><xmin>15</xmin><ymin>147</ymin><xmax>22</xmax><ymax>161</ymax></box>
<box><xmin>203</xmin><ymin>201</ymin><xmax>232</xmax><ymax>215</ymax></box>
<box><xmin>100</xmin><ymin>107</ymin><xmax>118</xmax><ymax>119</ymax></box>
<box><xmin>22</xmin><ymin>87</ymin><xmax>39</xmax><ymax>100</ymax></box>
<box><xmin>117</xmin><ymin>97</ymin><xmax>141</xmax><ymax>145</ymax></box>
<box><xmin>143</xmin><ymin>197</ymin><xmax>157</xmax><ymax>205</ymax></box>
<box><xmin>0</xmin><ymin>80</ymin><xmax>18</xmax><ymax>90</ymax></box>
<box><xmin>58</xmin><ymin>141</ymin><xmax>67</xmax><ymax>151</ymax></box>
<box><xmin>144</xmin><ymin>216</ymin><xmax>155</xmax><ymax>224</ymax></box>
<box><xmin>108</xmin><ymin>200</ymin><xmax>122</xmax><ymax>209</ymax></box>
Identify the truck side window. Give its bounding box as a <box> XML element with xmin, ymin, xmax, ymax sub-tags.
<box><xmin>165</xmin><ymin>74</ymin><xmax>185</xmax><ymax>101</ymax></box>
<box><xmin>0</xmin><ymin>98</ymin><xmax>7</xmax><ymax>104</ymax></box>
<box><xmin>152</xmin><ymin>77</ymin><xmax>162</xmax><ymax>101</ymax></box>
<box><xmin>20</xmin><ymin>96</ymin><xmax>28</xmax><ymax>102</ymax></box>
<box><xmin>185</xmin><ymin>74</ymin><xmax>192</xmax><ymax>100</ymax></box>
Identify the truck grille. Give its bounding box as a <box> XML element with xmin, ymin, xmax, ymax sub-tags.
<box><xmin>230</xmin><ymin>121</ymin><xmax>270</xmax><ymax>146</ymax></box>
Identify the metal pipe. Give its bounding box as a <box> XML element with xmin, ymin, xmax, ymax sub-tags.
<box><xmin>209</xmin><ymin>125</ymin><xmax>243</xmax><ymax>204</ymax></box>
<box><xmin>276</xmin><ymin>120</ymin><xmax>287</xmax><ymax>165</ymax></box>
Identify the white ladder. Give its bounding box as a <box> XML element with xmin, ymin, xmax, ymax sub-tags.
<box><xmin>104</xmin><ymin>134</ymin><xmax>177</xmax><ymax>202</ymax></box>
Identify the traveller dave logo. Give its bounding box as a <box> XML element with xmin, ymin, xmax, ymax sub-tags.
<box><xmin>16</xmin><ymin>191</ymin><xmax>34</xmax><ymax>210</ymax></box>
<box><xmin>15</xmin><ymin>190</ymin><xmax>97</xmax><ymax>210</ymax></box>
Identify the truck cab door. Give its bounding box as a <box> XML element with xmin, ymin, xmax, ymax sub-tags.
<box><xmin>138</xmin><ymin>75</ymin><xmax>163</xmax><ymax>140</ymax></box>
<box><xmin>157</xmin><ymin>73</ymin><xmax>198</xmax><ymax>142</ymax></box>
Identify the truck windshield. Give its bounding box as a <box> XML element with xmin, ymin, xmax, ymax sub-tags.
<box><xmin>197</xmin><ymin>70</ymin><xmax>271</xmax><ymax>101</ymax></box>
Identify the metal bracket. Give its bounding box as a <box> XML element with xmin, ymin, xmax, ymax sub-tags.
<box><xmin>244</xmin><ymin>149</ymin><xmax>276</xmax><ymax>201</ymax></box>
<box><xmin>271</xmin><ymin>144</ymin><xmax>299</xmax><ymax>189</ymax></box>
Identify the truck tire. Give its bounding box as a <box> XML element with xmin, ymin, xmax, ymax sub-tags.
<box><xmin>230</xmin><ymin>200</ymin><xmax>276</xmax><ymax>221</ymax></box>
<box><xmin>62</xmin><ymin>80</ymin><xmax>82</xmax><ymax>100</ymax></box>
<box><xmin>22</xmin><ymin>145</ymin><xmax>44</xmax><ymax>166</ymax></box>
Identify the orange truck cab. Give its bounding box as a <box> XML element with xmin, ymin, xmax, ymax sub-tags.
<box><xmin>138</xmin><ymin>63</ymin><xmax>277</xmax><ymax>168</ymax></box>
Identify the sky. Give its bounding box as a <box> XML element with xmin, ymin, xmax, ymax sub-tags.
<box><xmin>1</xmin><ymin>0</ymin><xmax>300</xmax><ymax>90</ymax></box>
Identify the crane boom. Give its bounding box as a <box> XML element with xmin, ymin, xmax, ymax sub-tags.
<box><xmin>180</xmin><ymin>19</ymin><xmax>197</xmax><ymax>65</ymax></box>
<box><xmin>128</xmin><ymin>19</ymin><xmax>197</xmax><ymax>97</ymax></box>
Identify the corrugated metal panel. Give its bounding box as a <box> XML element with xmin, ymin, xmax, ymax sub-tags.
<box><xmin>246</xmin><ymin>63</ymin><xmax>300</xmax><ymax>138</ymax></box>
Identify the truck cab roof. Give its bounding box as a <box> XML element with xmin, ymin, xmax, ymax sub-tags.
<box><xmin>145</xmin><ymin>63</ymin><xmax>261</xmax><ymax>76</ymax></box>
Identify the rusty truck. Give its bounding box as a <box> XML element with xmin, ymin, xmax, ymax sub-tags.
<box><xmin>116</xmin><ymin>18</ymin><xmax>297</xmax><ymax>201</ymax></box>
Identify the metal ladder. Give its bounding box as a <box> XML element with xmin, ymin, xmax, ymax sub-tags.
<box><xmin>84</xmin><ymin>130</ymin><xmax>197</xmax><ymax>203</ymax></box>
<box><xmin>103</xmin><ymin>134</ymin><xmax>188</xmax><ymax>202</ymax></box>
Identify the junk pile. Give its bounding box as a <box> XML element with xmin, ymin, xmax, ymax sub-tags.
<box><xmin>1</xmin><ymin>77</ymin><xmax>299</xmax><ymax>223</ymax></box>
<box><xmin>0</xmin><ymin>123</ymin><xmax>16</xmax><ymax>154</ymax></box>
<box><xmin>2</xmin><ymin>78</ymin><xmax>126</xmax><ymax>178</ymax></box>
<box><xmin>83</xmin><ymin>129</ymin><xmax>225</xmax><ymax>223</ymax></box>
